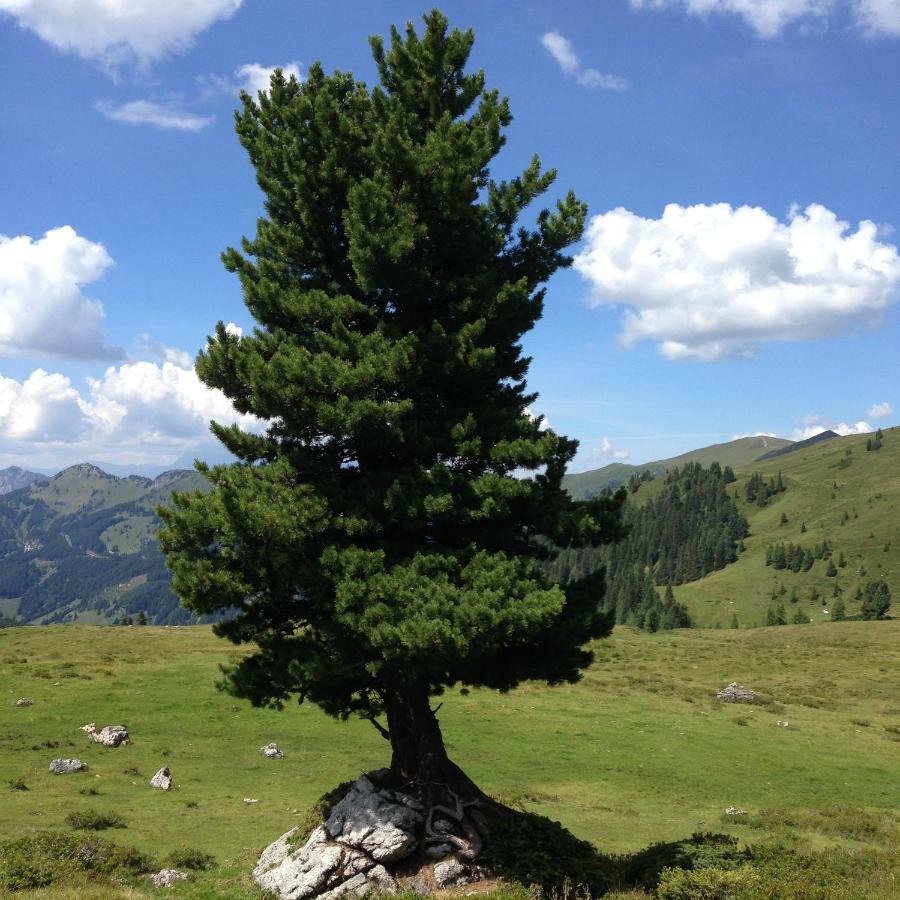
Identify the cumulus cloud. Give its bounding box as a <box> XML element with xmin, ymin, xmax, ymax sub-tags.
<box><xmin>96</xmin><ymin>100</ymin><xmax>213</xmax><ymax>131</ymax></box>
<box><xmin>0</xmin><ymin>358</ymin><xmax>262</xmax><ymax>467</ymax></box>
<box><xmin>574</xmin><ymin>202</ymin><xmax>900</xmax><ymax>361</ymax></box>
<box><xmin>629</xmin><ymin>0</ymin><xmax>900</xmax><ymax>38</ymax></box>
<box><xmin>541</xmin><ymin>32</ymin><xmax>628</xmax><ymax>90</ymax></box>
<box><xmin>867</xmin><ymin>401</ymin><xmax>892</xmax><ymax>419</ymax></box>
<box><xmin>856</xmin><ymin>0</ymin><xmax>900</xmax><ymax>35</ymax></box>
<box><xmin>0</xmin><ymin>0</ymin><xmax>244</xmax><ymax>67</ymax></box>
<box><xmin>0</xmin><ymin>226</ymin><xmax>123</xmax><ymax>360</ymax></box>
<box><xmin>792</xmin><ymin>413</ymin><xmax>874</xmax><ymax>440</ymax></box>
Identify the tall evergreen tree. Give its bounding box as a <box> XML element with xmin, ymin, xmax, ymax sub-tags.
<box><xmin>158</xmin><ymin>11</ymin><xmax>625</xmax><ymax>815</ymax></box>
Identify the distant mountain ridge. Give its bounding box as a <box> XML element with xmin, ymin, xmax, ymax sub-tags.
<box><xmin>563</xmin><ymin>435</ymin><xmax>794</xmax><ymax>499</ymax></box>
<box><xmin>0</xmin><ymin>467</ymin><xmax>48</xmax><ymax>495</ymax></box>
<box><xmin>757</xmin><ymin>430</ymin><xmax>839</xmax><ymax>461</ymax></box>
<box><xmin>0</xmin><ymin>463</ymin><xmax>208</xmax><ymax>625</ymax></box>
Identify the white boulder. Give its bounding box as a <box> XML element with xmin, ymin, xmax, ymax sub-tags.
<box><xmin>150</xmin><ymin>766</ymin><xmax>172</xmax><ymax>790</ymax></box>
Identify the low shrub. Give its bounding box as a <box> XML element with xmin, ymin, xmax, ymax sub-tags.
<box><xmin>167</xmin><ymin>847</ymin><xmax>215</xmax><ymax>870</ymax></box>
<box><xmin>479</xmin><ymin>810</ymin><xmax>616</xmax><ymax>893</ymax></box>
<box><xmin>619</xmin><ymin>832</ymin><xmax>749</xmax><ymax>892</ymax></box>
<box><xmin>0</xmin><ymin>830</ymin><xmax>151</xmax><ymax>891</ymax></box>
<box><xmin>65</xmin><ymin>809</ymin><xmax>127</xmax><ymax>831</ymax></box>
<box><xmin>657</xmin><ymin>864</ymin><xmax>761</xmax><ymax>899</ymax></box>
<box><xmin>6</xmin><ymin>777</ymin><xmax>28</xmax><ymax>792</ymax></box>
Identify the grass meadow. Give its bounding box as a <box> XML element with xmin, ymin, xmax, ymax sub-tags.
<box><xmin>1</xmin><ymin>620</ymin><xmax>898</xmax><ymax>896</ymax></box>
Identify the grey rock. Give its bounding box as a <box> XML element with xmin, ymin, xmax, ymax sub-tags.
<box><xmin>150</xmin><ymin>766</ymin><xmax>172</xmax><ymax>790</ymax></box>
<box><xmin>89</xmin><ymin>724</ymin><xmax>129</xmax><ymax>746</ymax></box>
<box><xmin>433</xmin><ymin>858</ymin><xmax>485</xmax><ymax>888</ymax></box>
<box><xmin>15</xmin><ymin>698</ymin><xmax>33</xmax><ymax>707</ymax></box>
<box><xmin>49</xmin><ymin>758</ymin><xmax>85</xmax><ymax>774</ymax></box>
<box><xmin>716</xmin><ymin>682</ymin><xmax>758</xmax><ymax>703</ymax></box>
<box><xmin>262</xmin><ymin>741</ymin><xmax>286</xmax><ymax>758</ymax></box>
<box><xmin>724</xmin><ymin>806</ymin><xmax>748</xmax><ymax>816</ymax></box>
<box><xmin>325</xmin><ymin>775</ymin><xmax>423</xmax><ymax>863</ymax></box>
<box><xmin>253</xmin><ymin>825</ymin><xmax>398</xmax><ymax>900</ymax></box>
<box><xmin>80</xmin><ymin>723</ymin><xmax>96</xmax><ymax>734</ymax></box>
<box><xmin>151</xmin><ymin>869</ymin><xmax>189</xmax><ymax>887</ymax></box>
<box><xmin>424</xmin><ymin>843</ymin><xmax>453</xmax><ymax>860</ymax></box>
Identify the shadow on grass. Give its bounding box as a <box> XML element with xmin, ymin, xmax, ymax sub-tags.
<box><xmin>480</xmin><ymin>810</ymin><xmax>748</xmax><ymax>895</ymax></box>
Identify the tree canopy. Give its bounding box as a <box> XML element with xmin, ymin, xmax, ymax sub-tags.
<box><xmin>158</xmin><ymin>10</ymin><xmax>624</xmax><ymax>790</ymax></box>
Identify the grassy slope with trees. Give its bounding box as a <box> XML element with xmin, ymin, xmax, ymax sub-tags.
<box><xmin>671</xmin><ymin>426</ymin><xmax>899</xmax><ymax>628</ymax></box>
<box><xmin>562</xmin><ymin>435</ymin><xmax>794</xmax><ymax>499</ymax></box>
<box><xmin>0</xmin><ymin>622</ymin><xmax>897</xmax><ymax>896</ymax></box>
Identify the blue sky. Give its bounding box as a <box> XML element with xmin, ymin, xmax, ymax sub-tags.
<box><xmin>1</xmin><ymin>0</ymin><xmax>898</xmax><ymax>475</ymax></box>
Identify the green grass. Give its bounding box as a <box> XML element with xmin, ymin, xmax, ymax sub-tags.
<box><xmin>1</xmin><ymin>621</ymin><xmax>898</xmax><ymax>895</ymax></box>
<box><xmin>664</xmin><ymin>427</ymin><xmax>900</xmax><ymax>627</ymax></box>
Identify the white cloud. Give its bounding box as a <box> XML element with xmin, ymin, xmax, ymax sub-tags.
<box><xmin>224</xmin><ymin>322</ymin><xmax>243</xmax><ymax>338</ymax></box>
<box><xmin>574</xmin><ymin>202</ymin><xmax>900</xmax><ymax>361</ymax></box>
<box><xmin>731</xmin><ymin>431</ymin><xmax>777</xmax><ymax>439</ymax></box>
<box><xmin>867</xmin><ymin>401</ymin><xmax>892</xmax><ymax>419</ymax></box>
<box><xmin>0</xmin><ymin>358</ymin><xmax>262</xmax><ymax>467</ymax></box>
<box><xmin>236</xmin><ymin>62</ymin><xmax>303</xmax><ymax>96</ymax></box>
<box><xmin>0</xmin><ymin>226</ymin><xmax>123</xmax><ymax>360</ymax></box>
<box><xmin>629</xmin><ymin>0</ymin><xmax>900</xmax><ymax>38</ymax></box>
<box><xmin>0</xmin><ymin>0</ymin><xmax>244</xmax><ymax>67</ymax></box>
<box><xmin>97</xmin><ymin>100</ymin><xmax>213</xmax><ymax>131</ymax></box>
<box><xmin>792</xmin><ymin>413</ymin><xmax>874</xmax><ymax>439</ymax></box>
<box><xmin>857</xmin><ymin>0</ymin><xmax>900</xmax><ymax>35</ymax></box>
<box><xmin>525</xmin><ymin>407</ymin><xmax>552</xmax><ymax>431</ymax></box>
<box><xmin>541</xmin><ymin>32</ymin><xmax>628</xmax><ymax>91</ymax></box>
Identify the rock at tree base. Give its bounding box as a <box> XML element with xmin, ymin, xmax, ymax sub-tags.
<box><xmin>49</xmin><ymin>758</ymin><xmax>85</xmax><ymax>774</ymax></box>
<box><xmin>325</xmin><ymin>774</ymin><xmax>423</xmax><ymax>863</ymax></box>
<box><xmin>262</xmin><ymin>741</ymin><xmax>286</xmax><ymax>758</ymax></box>
<box><xmin>88</xmin><ymin>724</ymin><xmax>129</xmax><ymax>746</ymax></box>
<box><xmin>254</xmin><ymin>824</ymin><xmax>398</xmax><ymax>900</ymax></box>
<box><xmin>432</xmin><ymin>858</ymin><xmax>485</xmax><ymax>888</ymax></box>
<box><xmin>151</xmin><ymin>869</ymin><xmax>189</xmax><ymax>887</ymax></box>
<box><xmin>15</xmin><ymin>698</ymin><xmax>33</xmax><ymax>707</ymax></box>
<box><xmin>716</xmin><ymin>682</ymin><xmax>758</xmax><ymax>703</ymax></box>
<box><xmin>150</xmin><ymin>766</ymin><xmax>172</xmax><ymax>790</ymax></box>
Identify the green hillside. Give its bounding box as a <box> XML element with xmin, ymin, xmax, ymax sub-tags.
<box><xmin>0</xmin><ymin>466</ymin><xmax>208</xmax><ymax>626</ymax></box>
<box><xmin>564</xmin><ymin>435</ymin><xmax>793</xmax><ymax>499</ymax></box>
<box><xmin>671</xmin><ymin>426</ymin><xmax>899</xmax><ymax>628</ymax></box>
<box><xmin>0</xmin><ymin>622</ymin><xmax>897</xmax><ymax>897</ymax></box>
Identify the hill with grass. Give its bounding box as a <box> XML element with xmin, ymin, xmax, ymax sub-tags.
<box><xmin>0</xmin><ymin>465</ymin><xmax>208</xmax><ymax>626</ymax></box>
<box><xmin>563</xmin><ymin>435</ymin><xmax>793</xmax><ymax>499</ymax></box>
<box><xmin>665</xmin><ymin>426</ymin><xmax>899</xmax><ymax>628</ymax></box>
<box><xmin>0</xmin><ymin>621</ymin><xmax>896</xmax><ymax>897</ymax></box>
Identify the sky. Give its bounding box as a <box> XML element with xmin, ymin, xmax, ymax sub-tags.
<box><xmin>1</xmin><ymin>0</ymin><xmax>898</xmax><ymax>475</ymax></box>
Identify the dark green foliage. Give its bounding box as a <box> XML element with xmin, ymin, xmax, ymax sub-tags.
<box><xmin>0</xmin><ymin>830</ymin><xmax>151</xmax><ymax>891</ymax></box>
<box><xmin>765</xmin><ymin>540</ymin><xmax>827</xmax><ymax>573</ymax></box>
<box><xmin>826</xmin><ymin>558</ymin><xmax>838</xmax><ymax>577</ymax></box>
<box><xmin>792</xmin><ymin>608</ymin><xmax>811</xmax><ymax>624</ymax></box>
<box><xmin>745</xmin><ymin>470</ymin><xmax>786</xmax><ymax>507</ymax></box>
<box><xmin>65</xmin><ymin>809</ymin><xmax>127</xmax><ymax>830</ymax></box>
<box><xmin>866</xmin><ymin>429</ymin><xmax>883</xmax><ymax>452</ymax></box>
<box><xmin>780</xmin><ymin>511</ymin><xmax>788</xmax><ymax>525</ymax></box>
<box><xmin>6</xmin><ymin>777</ymin><xmax>27</xmax><ymax>791</ymax></box>
<box><xmin>166</xmin><ymin>847</ymin><xmax>216</xmax><ymax>870</ymax></box>
<box><xmin>157</xmin><ymin>9</ymin><xmax>624</xmax><ymax>783</ymax></box>
<box><xmin>766</xmin><ymin>603</ymin><xmax>787</xmax><ymax>626</ymax></box>
<box><xmin>861</xmin><ymin>580</ymin><xmax>891</xmax><ymax>620</ymax></box>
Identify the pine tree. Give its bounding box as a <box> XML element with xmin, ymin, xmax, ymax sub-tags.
<box><xmin>861</xmin><ymin>580</ymin><xmax>891</xmax><ymax>620</ymax></box>
<box><xmin>158</xmin><ymin>11</ymin><xmax>625</xmax><ymax>812</ymax></box>
<box><xmin>831</xmin><ymin>596</ymin><xmax>846</xmax><ymax>621</ymax></box>
<box><xmin>826</xmin><ymin>558</ymin><xmax>838</xmax><ymax>577</ymax></box>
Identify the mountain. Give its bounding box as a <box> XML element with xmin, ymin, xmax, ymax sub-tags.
<box><xmin>669</xmin><ymin>426</ymin><xmax>899</xmax><ymax>628</ymax></box>
<box><xmin>0</xmin><ymin>464</ymin><xmax>208</xmax><ymax>625</ymax></box>
<box><xmin>563</xmin><ymin>435</ymin><xmax>794</xmax><ymax>499</ymax></box>
<box><xmin>0</xmin><ymin>466</ymin><xmax>47</xmax><ymax>495</ymax></box>
<box><xmin>756</xmin><ymin>429</ymin><xmax>839</xmax><ymax>461</ymax></box>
